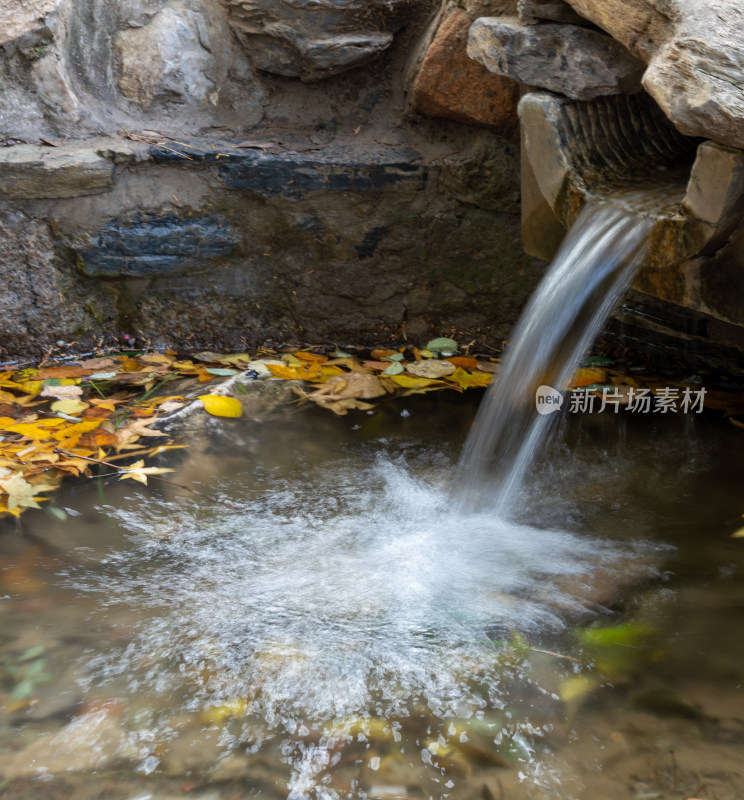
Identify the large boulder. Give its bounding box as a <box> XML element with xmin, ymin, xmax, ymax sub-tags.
<box><xmin>563</xmin><ymin>0</ymin><xmax>744</xmax><ymax>149</ymax></box>
<box><xmin>413</xmin><ymin>8</ymin><xmax>519</xmax><ymax>130</ymax></box>
<box><xmin>468</xmin><ymin>17</ymin><xmax>645</xmax><ymax>101</ymax></box>
<box><xmin>219</xmin><ymin>0</ymin><xmax>426</xmax><ymax>80</ymax></box>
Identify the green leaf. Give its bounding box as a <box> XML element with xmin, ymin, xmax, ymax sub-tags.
<box><xmin>333</xmin><ymin>350</ymin><xmax>352</xmax><ymax>358</ymax></box>
<box><xmin>582</xmin><ymin>355</ymin><xmax>614</xmax><ymax>367</ymax></box>
<box><xmin>426</xmin><ymin>337</ymin><xmax>458</xmax><ymax>355</ymax></box>
<box><xmin>383</xmin><ymin>362</ymin><xmax>404</xmax><ymax>376</ymax></box>
<box><xmin>43</xmin><ymin>378</ymin><xmax>62</xmax><ymax>386</ymax></box>
<box><xmin>89</xmin><ymin>371</ymin><xmax>118</xmax><ymax>380</ymax></box>
<box><xmin>384</xmin><ymin>353</ymin><xmax>404</xmax><ymax>362</ymax></box>
<box><xmin>205</xmin><ymin>367</ymin><xmax>239</xmax><ymax>376</ymax></box>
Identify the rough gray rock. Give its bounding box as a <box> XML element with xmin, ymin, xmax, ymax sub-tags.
<box><xmin>564</xmin><ymin>0</ymin><xmax>744</xmax><ymax>149</ymax></box>
<box><xmin>0</xmin><ymin>144</ymin><xmax>114</xmax><ymax>199</ymax></box>
<box><xmin>0</xmin><ymin>0</ymin><xmax>62</xmax><ymax>46</ymax></box>
<box><xmin>0</xmin><ymin>0</ymin><xmax>266</xmax><ymax>141</ymax></box>
<box><xmin>518</xmin><ymin>0</ymin><xmax>587</xmax><ymax>26</ymax></box>
<box><xmin>219</xmin><ymin>0</ymin><xmax>425</xmax><ymax>80</ymax></box>
<box><xmin>468</xmin><ymin>17</ymin><xmax>645</xmax><ymax>100</ymax></box>
<box><xmin>642</xmin><ymin>6</ymin><xmax>744</xmax><ymax>149</ymax></box>
<box><xmin>0</xmin><ymin>212</ymin><xmax>74</xmax><ymax>357</ymax></box>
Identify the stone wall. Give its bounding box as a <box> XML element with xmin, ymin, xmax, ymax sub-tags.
<box><xmin>0</xmin><ymin>0</ymin><xmax>545</xmax><ymax>359</ymax></box>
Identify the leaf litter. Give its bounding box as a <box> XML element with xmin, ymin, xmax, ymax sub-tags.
<box><xmin>1</xmin><ymin>342</ymin><xmax>743</xmax><ymax>520</ymax></box>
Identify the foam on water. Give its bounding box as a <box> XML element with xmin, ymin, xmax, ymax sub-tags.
<box><xmin>71</xmin><ymin>453</ymin><xmax>649</xmax><ymax>735</ymax></box>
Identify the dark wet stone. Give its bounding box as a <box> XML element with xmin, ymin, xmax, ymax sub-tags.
<box><xmin>214</xmin><ymin>150</ymin><xmax>427</xmax><ymax>197</ymax></box>
<box><xmin>81</xmin><ymin>213</ymin><xmax>238</xmax><ymax>277</ymax></box>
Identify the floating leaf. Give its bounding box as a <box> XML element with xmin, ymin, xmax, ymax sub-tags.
<box><xmin>582</xmin><ymin>355</ymin><xmax>614</xmax><ymax>367</ymax></box>
<box><xmin>198</xmin><ymin>395</ymin><xmax>243</xmax><ymax>418</ymax></box>
<box><xmin>572</xmin><ymin>367</ymin><xmax>606</xmax><ymax>387</ymax></box>
<box><xmin>0</xmin><ymin>473</ymin><xmax>58</xmax><ymax>511</ymax></box>
<box><xmin>205</xmin><ymin>368</ymin><xmax>239</xmax><ymax>376</ymax></box>
<box><xmin>88</xmin><ymin>371</ymin><xmax>118</xmax><ymax>380</ymax></box>
<box><xmin>294</xmin><ymin>351</ymin><xmax>328</xmax><ymax>363</ymax></box>
<box><xmin>383</xmin><ymin>362</ymin><xmax>404</xmax><ymax>376</ymax></box>
<box><xmin>384</xmin><ymin>353</ymin><xmax>405</xmax><ymax>362</ymax></box>
<box><xmin>406</xmin><ymin>360</ymin><xmax>455</xmax><ymax>379</ymax></box>
<box><xmin>119</xmin><ymin>460</ymin><xmax>175</xmax><ymax>484</ymax></box>
<box><xmin>389</xmin><ymin>374</ymin><xmax>446</xmax><ymax>393</ymax></box>
<box><xmin>444</xmin><ymin>356</ymin><xmax>478</xmax><ymax>370</ymax></box>
<box><xmin>446</xmin><ymin>367</ymin><xmax>492</xmax><ymax>390</ymax></box>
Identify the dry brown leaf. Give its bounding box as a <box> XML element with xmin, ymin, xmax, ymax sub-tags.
<box><xmin>41</xmin><ymin>384</ymin><xmax>84</xmax><ymax>401</ymax></box>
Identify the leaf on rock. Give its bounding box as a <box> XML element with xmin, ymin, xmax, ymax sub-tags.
<box><xmin>198</xmin><ymin>395</ymin><xmax>243</xmax><ymax>418</ymax></box>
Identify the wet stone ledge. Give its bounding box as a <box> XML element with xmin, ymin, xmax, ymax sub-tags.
<box><xmin>148</xmin><ymin>142</ymin><xmax>428</xmax><ymax>198</ymax></box>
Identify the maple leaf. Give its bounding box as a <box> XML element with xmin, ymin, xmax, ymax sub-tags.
<box><xmin>115</xmin><ymin>417</ymin><xmax>168</xmax><ymax>450</ymax></box>
<box><xmin>119</xmin><ymin>460</ymin><xmax>175</xmax><ymax>484</ymax></box>
<box><xmin>0</xmin><ymin>473</ymin><xmax>58</xmax><ymax>511</ymax></box>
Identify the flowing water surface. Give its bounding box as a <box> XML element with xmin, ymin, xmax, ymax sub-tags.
<box><xmin>1</xmin><ymin>396</ymin><xmax>743</xmax><ymax>800</ymax></box>
<box><xmin>0</xmin><ymin>200</ymin><xmax>742</xmax><ymax>800</ymax></box>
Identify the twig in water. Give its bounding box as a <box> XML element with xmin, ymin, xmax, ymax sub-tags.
<box><xmin>54</xmin><ymin>448</ymin><xmax>214</xmax><ymax>500</ymax></box>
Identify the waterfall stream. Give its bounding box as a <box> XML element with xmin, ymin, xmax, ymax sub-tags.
<box><xmin>457</xmin><ymin>200</ymin><xmax>653</xmax><ymax>513</ymax></box>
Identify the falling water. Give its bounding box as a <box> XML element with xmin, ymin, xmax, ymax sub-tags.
<box><xmin>457</xmin><ymin>199</ymin><xmax>653</xmax><ymax>513</ymax></box>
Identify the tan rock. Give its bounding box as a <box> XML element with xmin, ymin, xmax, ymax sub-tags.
<box><xmin>0</xmin><ymin>144</ymin><xmax>114</xmax><ymax>200</ymax></box>
<box><xmin>642</xmin><ymin>4</ymin><xmax>744</xmax><ymax>149</ymax></box>
<box><xmin>113</xmin><ymin>8</ymin><xmax>218</xmax><ymax>108</ymax></box>
<box><xmin>563</xmin><ymin>0</ymin><xmax>676</xmax><ymax>62</ymax></box>
<box><xmin>0</xmin><ymin>0</ymin><xmax>62</xmax><ymax>46</ymax></box>
<box><xmin>413</xmin><ymin>8</ymin><xmax>519</xmax><ymax>131</ymax></box>
<box><xmin>562</xmin><ymin>0</ymin><xmax>744</xmax><ymax>148</ymax></box>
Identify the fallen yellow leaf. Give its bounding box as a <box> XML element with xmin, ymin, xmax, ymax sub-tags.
<box><xmin>446</xmin><ymin>368</ymin><xmax>492</xmax><ymax>390</ymax></box>
<box><xmin>572</xmin><ymin>367</ymin><xmax>606</xmax><ymax>387</ymax></box>
<box><xmin>199</xmin><ymin>395</ymin><xmax>243</xmax><ymax>418</ymax></box>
